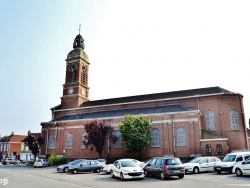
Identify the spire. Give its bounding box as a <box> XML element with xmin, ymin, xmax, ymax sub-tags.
<box><xmin>73</xmin><ymin>24</ymin><xmax>85</xmax><ymax>49</ymax></box>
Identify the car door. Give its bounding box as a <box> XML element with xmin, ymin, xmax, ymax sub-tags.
<box><xmin>146</xmin><ymin>158</ymin><xmax>157</xmax><ymax>176</ymax></box>
<box><xmin>112</xmin><ymin>161</ymin><xmax>120</xmax><ymax>176</ymax></box>
<box><xmin>199</xmin><ymin>158</ymin><xmax>208</xmax><ymax>172</ymax></box>
<box><xmin>207</xmin><ymin>157</ymin><xmax>216</xmax><ymax>172</ymax></box>
<box><xmin>241</xmin><ymin>159</ymin><xmax>250</xmax><ymax>174</ymax></box>
<box><xmin>154</xmin><ymin>158</ymin><xmax>163</xmax><ymax>177</ymax></box>
<box><xmin>78</xmin><ymin>160</ymin><xmax>90</xmax><ymax>172</ymax></box>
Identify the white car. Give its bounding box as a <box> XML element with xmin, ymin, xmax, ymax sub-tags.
<box><xmin>110</xmin><ymin>159</ymin><xmax>144</xmax><ymax>180</ymax></box>
<box><xmin>101</xmin><ymin>164</ymin><xmax>113</xmax><ymax>174</ymax></box>
<box><xmin>97</xmin><ymin>158</ymin><xmax>106</xmax><ymax>167</ymax></box>
<box><xmin>214</xmin><ymin>152</ymin><xmax>250</xmax><ymax>174</ymax></box>
<box><xmin>233</xmin><ymin>157</ymin><xmax>250</xmax><ymax>176</ymax></box>
<box><xmin>34</xmin><ymin>159</ymin><xmax>50</xmax><ymax>168</ymax></box>
<box><xmin>184</xmin><ymin>156</ymin><xmax>221</xmax><ymax>174</ymax></box>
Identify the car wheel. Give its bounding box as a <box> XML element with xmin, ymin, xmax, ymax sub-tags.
<box><xmin>178</xmin><ymin>174</ymin><xmax>184</xmax><ymax>179</ymax></box>
<box><xmin>193</xmin><ymin>167</ymin><xmax>199</xmax><ymax>174</ymax></box>
<box><xmin>72</xmin><ymin>169</ymin><xmax>78</xmax><ymax>174</ymax></box>
<box><xmin>63</xmin><ymin>167</ymin><xmax>69</xmax><ymax>173</ymax></box>
<box><xmin>160</xmin><ymin>172</ymin><xmax>166</xmax><ymax>180</ymax></box>
<box><xmin>216</xmin><ymin>170</ymin><xmax>221</xmax><ymax>174</ymax></box>
<box><xmin>235</xmin><ymin>168</ymin><xmax>243</xmax><ymax>176</ymax></box>
<box><xmin>144</xmin><ymin>170</ymin><xmax>149</xmax><ymax>177</ymax></box>
<box><xmin>34</xmin><ymin>166</ymin><xmax>36</xmax><ymax>168</ymax></box>
<box><xmin>120</xmin><ymin>173</ymin><xmax>124</xmax><ymax>180</ymax></box>
<box><xmin>111</xmin><ymin>170</ymin><xmax>115</xmax><ymax>178</ymax></box>
<box><xmin>95</xmin><ymin>168</ymin><xmax>101</xmax><ymax>173</ymax></box>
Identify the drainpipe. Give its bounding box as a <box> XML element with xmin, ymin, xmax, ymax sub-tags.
<box><xmin>172</xmin><ymin>115</ymin><xmax>176</xmax><ymax>156</ymax></box>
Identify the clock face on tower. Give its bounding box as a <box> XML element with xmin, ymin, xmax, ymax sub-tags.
<box><xmin>68</xmin><ymin>88</ymin><xmax>74</xmax><ymax>94</ymax></box>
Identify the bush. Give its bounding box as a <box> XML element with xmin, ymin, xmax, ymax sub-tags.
<box><xmin>48</xmin><ymin>155</ymin><xmax>67</xmax><ymax>166</ymax></box>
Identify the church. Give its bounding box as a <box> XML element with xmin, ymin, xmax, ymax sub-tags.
<box><xmin>40</xmin><ymin>33</ymin><xmax>249</xmax><ymax>161</ymax></box>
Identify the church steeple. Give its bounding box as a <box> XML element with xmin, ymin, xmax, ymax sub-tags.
<box><xmin>60</xmin><ymin>28</ymin><xmax>90</xmax><ymax>109</ymax></box>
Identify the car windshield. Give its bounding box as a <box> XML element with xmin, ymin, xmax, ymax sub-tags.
<box><xmin>120</xmin><ymin>160</ymin><xmax>137</xmax><ymax>167</ymax></box>
<box><xmin>166</xmin><ymin>158</ymin><xmax>182</xmax><ymax>165</ymax></box>
<box><xmin>188</xmin><ymin>157</ymin><xmax>202</xmax><ymax>163</ymax></box>
<box><xmin>222</xmin><ymin>155</ymin><xmax>236</xmax><ymax>162</ymax></box>
<box><xmin>98</xmin><ymin>159</ymin><xmax>106</xmax><ymax>162</ymax></box>
<box><xmin>68</xmin><ymin>160</ymin><xmax>82</xmax><ymax>165</ymax></box>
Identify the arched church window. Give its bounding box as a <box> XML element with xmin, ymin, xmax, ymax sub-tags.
<box><xmin>151</xmin><ymin>128</ymin><xmax>160</xmax><ymax>147</ymax></box>
<box><xmin>66</xmin><ymin>133</ymin><xmax>73</xmax><ymax>149</ymax></box>
<box><xmin>114</xmin><ymin>130</ymin><xmax>122</xmax><ymax>148</ymax></box>
<box><xmin>230</xmin><ymin>110</ymin><xmax>239</xmax><ymax>130</ymax></box>
<box><xmin>176</xmin><ymin>127</ymin><xmax>186</xmax><ymax>146</ymax></box>
<box><xmin>216</xmin><ymin>144</ymin><xmax>222</xmax><ymax>154</ymax></box>
<box><xmin>205</xmin><ymin>111</ymin><xmax>215</xmax><ymax>131</ymax></box>
<box><xmin>206</xmin><ymin>144</ymin><xmax>212</xmax><ymax>154</ymax></box>
<box><xmin>68</xmin><ymin>64</ymin><xmax>77</xmax><ymax>83</ymax></box>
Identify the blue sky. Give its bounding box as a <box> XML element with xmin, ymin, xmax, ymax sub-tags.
<box><xmin>1</xmin><ymin>0</ymin><xmax>250</xmax><ymax>137</ymax></box>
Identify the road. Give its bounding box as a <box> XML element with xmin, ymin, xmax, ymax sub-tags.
<box><xmin>0</xmin><ymin>164</ymin><xmax>250</xmax><ymax>188</ymax></box>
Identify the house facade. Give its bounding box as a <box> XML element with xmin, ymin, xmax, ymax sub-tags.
<box><xmin>40</xmin><ymin>33</ymin><xmax>249</xmax><ymax>161</ymax></box>
<box><xmin>0</xmin><ymin>132</ymin><xmax>26</xmax><ymax>161</ymax></box>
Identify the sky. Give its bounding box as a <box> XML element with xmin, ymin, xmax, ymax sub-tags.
<box><xmin>0</xmin><ymin>0</ymin><xmax>250</xmax><ymax>137</ymax></box>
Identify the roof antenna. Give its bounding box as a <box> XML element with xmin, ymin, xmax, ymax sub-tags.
<box><xmin>79</xmin><ymin>24</ymin><xmax>81</xmax><ymax>34</ymax></box>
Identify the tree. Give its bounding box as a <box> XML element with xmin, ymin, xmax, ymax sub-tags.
<box><xmin>119</xmin><ymin>115</ymin><xmax>152</xmax><ymax>158</ymax></box>
<box><xmin>23</xmin><ymin>134</ymin><xmax>44</xmax><ymax>160</ymax></box>
<box><xmin>83</xmin><ymin>120</ymin><xmax>117</xmax><ymax>158</ymax></box>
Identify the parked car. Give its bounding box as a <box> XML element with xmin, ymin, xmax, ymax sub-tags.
<box><xmin>57</xmin><ymin>159</ymin><xmax>86</xmax><ymax>173</ymax></box>
<box><xmin>97</xmin><ymin>158</ymin><xmax>106</xmax><ymax>167</ymax></box>
<box><xmin>144</xmin><ymin>157</ymin><xmax>185</xmax><ymax>180</ymax></box>
<box><xmin>2</xmin><ymin>158</ymin><xmax>20</xmax><ymax>165</ymax></box>
<box><xmin>110</xmin><ymin>159</ymin><xmax>144</xmax><ymax>180</ymax></box>
<box><xmin>68</xmin><ymin>160</ymin><xmax>102</xmax><ymax>174</ymax></box>
<box><xmin>34</xmin><ymin>159</ymin><xmax>50</xmax><ymax>168</ymax></box>
<box><xmin>139</xmin><ymin>159</ymin><xmax>151</xmax><ymax>169</ymax></box>
<box><xmin>184</xmin><ymin>156</ymin><xmax>221</xmax><ymax>174</ymax></box>
<box><xmin>233</xmin><ymin>157</ymin><xmax>250</xmax><ymax>176</ymax></box>
<box><xmin>214</xmin><ymin>152</ymin><xmax>250</xmax><ymax>174</ymax></box>
<box><xmin>101</xmin><ymin>164</ymin><xmax>113</xmax><ymax>174</ymax></box>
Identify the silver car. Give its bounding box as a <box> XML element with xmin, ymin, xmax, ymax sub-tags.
<box><xmin>57</xmin><ymin>159</ymin><xmax>85</xmax><ymax>173</ymax></box>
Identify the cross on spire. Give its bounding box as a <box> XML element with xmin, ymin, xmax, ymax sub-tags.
<box><xmin>79</xmin><ymin>24</ymin><xmax>81</xmax><ymax>34</ymax></box>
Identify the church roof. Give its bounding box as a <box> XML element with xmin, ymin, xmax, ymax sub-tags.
<box><xmin>51</xmin><ymin>86</ymin><xmax>240</xmax><ymax>111</ymax></box>
<box><xmin>50</xmin><ymin>104</ymin><xmax>193</xmax><ymax>122</ymax></box>
<box><xmin>81</xmin><ymin>86</ymin><xmax>238</xmax><ymax>107</ymax></box>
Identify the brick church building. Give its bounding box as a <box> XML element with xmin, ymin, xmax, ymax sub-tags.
<box><xmin>40</xmin><ymin>33</ymin><xmax>249</xmax><ymax>161</ymax></box>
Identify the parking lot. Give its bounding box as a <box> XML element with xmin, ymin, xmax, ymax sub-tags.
<box><xmin>0</xmin><ymin>164</ymin><xmax>250</xmax><ymax>188</ymax></box>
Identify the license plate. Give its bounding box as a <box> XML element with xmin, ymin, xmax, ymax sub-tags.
<box><xmin>216</xmin><ymin>168</ymin><xmax>221</xmax><ymax>170</ymax></box>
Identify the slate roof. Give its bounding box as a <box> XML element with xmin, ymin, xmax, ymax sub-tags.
<box><xmin>80</xmin><ymin>86</ymin><xmax>237</xmax><ymax>107</ymax></box>
<box><xmin>50</xmin><ymin>104</ymin><xmax>192</xmax><ymax>122</ymax></box>
<box><xmin>51</xmin><ymin>86</ymin><xmax>239</xmax><ymax>111</ymax></box>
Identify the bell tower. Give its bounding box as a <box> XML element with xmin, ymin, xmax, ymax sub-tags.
<box><xmin>60</xmin><ymin>30</ymin><xmax>90</xmax><ymax>109</ymax></box>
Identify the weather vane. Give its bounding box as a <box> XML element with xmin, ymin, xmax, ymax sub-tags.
<box><xmin>79</xmin><ymin>24</ymin><xmax>81</xmax><ymax>34</ymax></box>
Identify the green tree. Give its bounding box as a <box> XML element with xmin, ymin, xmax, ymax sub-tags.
<box><xmin>83</xmin><ymin>120</ymin><xmax>117</xmax><ymax>158</ymax></box>
<box><xmin>119</xmin><ymin>115</ymin><xmax>152</xmax><ymax>158</ymax></box>
<box><xmin>23</xmin><ymin>134</ymin><xmax>44</xmax><ymax>160</ymax></box>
